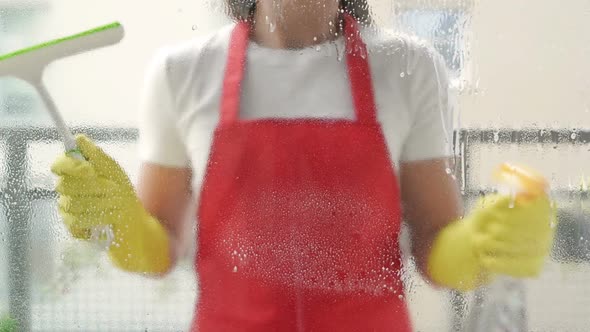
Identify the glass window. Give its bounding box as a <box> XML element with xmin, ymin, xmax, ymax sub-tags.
<box><xmin>395</xmin><ymin>9</ymin><xmax>468</xmax><ymax>74</ymax></box>
<box><xmin>0</xmin><ymin>202</ymin><xmax>7</xmax><ymax>316</ymax></box>
<box><xmin>393</xmin><ymin>6</ymin><xmax>472</xmax><ymax>91</ymax></box>
<box><xmin>1</xmin><ymin>1</ymin><xmax>590</xmax><ymax>331</ymax></box>
<box><xmin>0</xmin><ymin>3</ymin><xmax>46</xmax><ymax>126</ymax></box>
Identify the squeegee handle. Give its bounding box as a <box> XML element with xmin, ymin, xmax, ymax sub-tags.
<box><xmin>36</xmin><ymin>82</ymin><xmax>114</xmax><ymax>248</ymax></box>
<box><xmin>36</xmin><ymin>83</ymin><xmax>83</xmax><ymax>158</ymax></box>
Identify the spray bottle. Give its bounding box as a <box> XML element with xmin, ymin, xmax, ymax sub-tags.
<box><xmin>467</xmin><ymin>162</ymin><xmax>549</xmax><ymax>332</ymax></box>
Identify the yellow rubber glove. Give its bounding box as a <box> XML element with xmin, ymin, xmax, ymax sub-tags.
<box><xmin>428</xmin><ymin>194</ymin><xmax>556</xmax><ymax>292</ymax></box>
<box><xmin>51</xmin><ymin>135</ymin><xmax>171</xmax><ymax>274</ymax></box>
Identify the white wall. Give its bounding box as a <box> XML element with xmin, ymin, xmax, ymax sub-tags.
<box><xmin>31</xmin><ymin>0</ymin><xmax>229</xmax><ymax>126</ymax></box>
<box><xmin>461</xmin><ymin>0</ymin><xmax>590</xmax><ymax>127</ymax></box>
<box><xmin>30</xmin><ymin>0</ymin><xmax>590</xmax><ymax>128</ymax></box>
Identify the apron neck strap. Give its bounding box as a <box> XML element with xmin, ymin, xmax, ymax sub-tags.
<box><xmin>220</xmin><ymin>14</ymin><xmax>378</xmax><ymax>125</ymax></box>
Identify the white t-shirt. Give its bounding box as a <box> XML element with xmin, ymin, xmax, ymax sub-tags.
<box><xmin>138</xmin><ymin>24</ymin><xmax>455</xmax><ymax>192</ymax></box>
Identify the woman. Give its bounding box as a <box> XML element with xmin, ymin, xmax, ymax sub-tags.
<box><xmin>51</xmin><ymin>0</ymin><xmax>555</xmax><ymax>330</ymax></box>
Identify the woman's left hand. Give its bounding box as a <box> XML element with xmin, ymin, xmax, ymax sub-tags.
<box><xmin>470</xmin><ymin>194</ymin><xmax>557</xmax><ymax>278</ymax></box>
<box><xmin>427</xmin><ymin>193</ymin><xmax>557</xmax><ymax>291</ymax></box>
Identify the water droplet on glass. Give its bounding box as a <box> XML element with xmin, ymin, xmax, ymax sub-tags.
<box><xmin>400</xmin><ymin>72</ymin><xmax>405</xmax><ymax>78</ymax></box>
<box><xmin>192</xmin><ymin>25</ymin><xmax>198</xmax><ymax>31</ymax></box>
<box><xmin>233</xmin><ymin>266</ymin><xmax>238</xmax><ymax>273</ymax></box>
<box><xmin>493</xmin><ymin>131</ymin><xmax>500</xmax><ymax>143</ymax></box>
<box><xmin>359</xmin><ymin>48</ymin><xmax>367</xmax><ymax>59</ymax></box>
<box><xmin>508</xmin><ymin>190</ymin><xmax>516</xmax><ymax>208</ymax></box>
<box><xmin>581</xmin><ymin>176</ymin><xmax>588</xmax><ymax>192</ymax></box>
<box><xmin>336</xmin><ymin>45</ymin><xmax>344</xmax><ymax>62</ymax></box>
<box><xmin>570</xmin><ymin>132</ymin><xmax>577</xmax><ymax>140</ymax></box>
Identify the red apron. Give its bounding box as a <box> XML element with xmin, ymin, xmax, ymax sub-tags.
<box><xmin>193</xmin><ymin>15</ymin><xmax>412</xmax><ymax>332</ymax></box>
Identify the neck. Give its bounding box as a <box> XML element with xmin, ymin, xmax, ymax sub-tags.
<box><xmin>251</xmin><ymin>2</ymin><xmax>342</xmax><ymax>49</ymax></box>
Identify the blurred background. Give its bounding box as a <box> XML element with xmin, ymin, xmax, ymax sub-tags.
<box><xmin>1</xmin><ymin>0</ymin><xmax>589</xmax><ymax>331</ymax></box>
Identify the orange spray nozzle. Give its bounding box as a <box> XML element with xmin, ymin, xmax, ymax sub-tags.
<box><xmin>493</xmin><ymin>163</ymin><xmax>549</xmax><ymax>200</ymax></box>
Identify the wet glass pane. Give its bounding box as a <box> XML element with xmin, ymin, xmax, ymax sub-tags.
<box><xmin>29</xmin><ymin>201</ymin><xmax>195</xmax><ymax>331</ymax></box>
<box><xmin>1</xmin><ymin>0</ymin><xmax>590</xmax><ymax>331</ymax></box>
<box><xmin>395</xmin><ymin>8</ymin><xmax>468</xmax><ymax>76</ymax></box>
<box><xmin>0</xmin><ymin>143</ymin><xmax>5</xmax><ymax>191</ymax></box>
<box><xmin>463</xmin><ymin>133</ymin><xmax>590</xmax><ymax>332</ymax></box>
<box><xmin>0</xmin><ymin>203</ymin><xmax>7</xmax><ymax>316</ymax></box>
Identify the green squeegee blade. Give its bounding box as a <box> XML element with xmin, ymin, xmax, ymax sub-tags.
<box><xmin>0</xmin><ymin>22</ymin><xmax>121</xmax><ymax>61</ymax></box>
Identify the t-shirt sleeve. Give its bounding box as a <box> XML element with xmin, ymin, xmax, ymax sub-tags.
<box><xmin>400</xmin><ymin>45</ymin><xmax>456</xmax><ymax>162</ymax></box>
<box><xmin>137</xmin><ymin>49</ymin><xmax>190</xmax><ymax>167</ymax></box>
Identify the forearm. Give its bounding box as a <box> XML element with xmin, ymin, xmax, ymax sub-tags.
<box><xmin>133</xmin><ymin>164</ymin><xmax>192</xmax><ymax>275</ymax></box>
<box><xmin>410</xmin><ymin>226</ymin><xmax>440</xmax><ymax>283</ymax></box>
<box><xmin>399</xmin><ymin>158</ymin><xmax>468</xmax><ymax>286</ymax></box>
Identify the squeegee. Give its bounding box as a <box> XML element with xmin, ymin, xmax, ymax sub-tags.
<box><xmin>0</xmin><ymin>22</ymin><xmax>125</xmax><ymax>247</ymax></box>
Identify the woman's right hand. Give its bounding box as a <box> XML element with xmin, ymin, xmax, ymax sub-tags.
<box><xmin>51</xmin><ymin>135</ymin><xmax>172</xmax><ymax>273</ymax></box>
<box><xmin>51</xmin><ymin>134</ymin><xmax>144</xmax><ymax>241</ymax></box>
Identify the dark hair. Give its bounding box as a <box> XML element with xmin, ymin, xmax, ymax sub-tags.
<box><xmin>226</xmin><ymin>0</ymin><xmax>372</xmax><ymax>25</ymax></box>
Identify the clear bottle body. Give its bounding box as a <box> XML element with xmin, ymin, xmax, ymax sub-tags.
<box><xmin>467</xmin><ymin>163</ymin><xmax>548</xmax><ymax>332</ymax></box>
